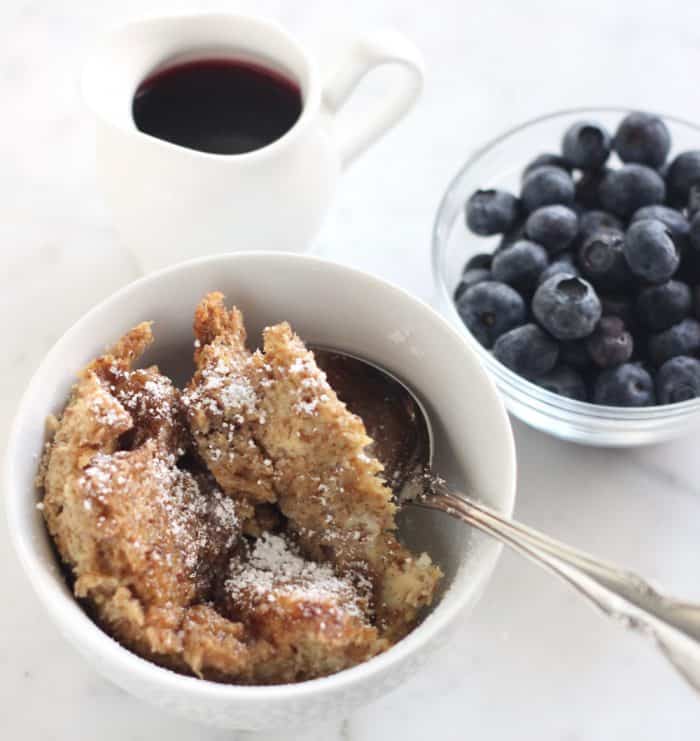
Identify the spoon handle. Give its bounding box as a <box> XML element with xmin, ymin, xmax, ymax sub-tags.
<box><xmin>413</xmin><ymin>481</ymin><xmax>700</xmax><ymax>693</ymax></box>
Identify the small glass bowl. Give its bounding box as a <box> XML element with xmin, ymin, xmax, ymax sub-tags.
<box><xmin>432</xmin><ymin>107</ymin><xmax>700</xmax><ymax>447</ymax></box>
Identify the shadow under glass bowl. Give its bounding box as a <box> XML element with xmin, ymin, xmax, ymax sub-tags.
<box><xmin>432</xmin><ymin>107</ymin><xmax>700</xmax><ymax>447</ymax></box>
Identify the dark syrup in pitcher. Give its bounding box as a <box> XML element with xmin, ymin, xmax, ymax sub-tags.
<box><xmin>132</xmin><ymin>58</ymin><xmax>302</xmax><ymax>155</ymax></box>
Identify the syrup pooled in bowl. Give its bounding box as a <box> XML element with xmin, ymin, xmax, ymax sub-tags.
<box><xmin>132</xmin><ymin>58</ymin><xmax>303</xmax><ymax>155</ymax></box>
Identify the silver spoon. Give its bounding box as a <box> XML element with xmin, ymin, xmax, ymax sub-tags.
<box><xmin>313</xmin><ymin>347</ymin><xmax>700</xmax><ymax>695</ymax></box>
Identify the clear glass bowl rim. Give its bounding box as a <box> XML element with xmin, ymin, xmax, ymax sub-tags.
<box><xmin>431</xmin><ymin>105</ymin><xmax>700</xmax><ymax>424</ymax></box>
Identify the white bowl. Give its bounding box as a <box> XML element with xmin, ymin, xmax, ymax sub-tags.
<box><xmin>5</xmin><ymin>253</ymin><xmax>516</xmax><ymax>731</ymax></box>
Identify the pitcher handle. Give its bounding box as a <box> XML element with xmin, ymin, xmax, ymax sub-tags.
<box><xmin>322</xmin><ymin>30</ymin><xmax>424</xmax><ymax>168</ymax></box>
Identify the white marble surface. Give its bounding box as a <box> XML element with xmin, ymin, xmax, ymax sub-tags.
<box><xmin>3</xmin><ymin>1</ymin><xmax>700</xmax><ymax>738</ymax></box>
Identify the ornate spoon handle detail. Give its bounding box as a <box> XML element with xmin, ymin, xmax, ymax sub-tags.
<box><xmin>412</xmin><ymin>479</ymin><xmax>700</xmax><ymax>693</ymax></box>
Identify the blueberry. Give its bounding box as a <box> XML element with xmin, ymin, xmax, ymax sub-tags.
<box><xmin>678</xmin><ymin>243</ymin><xmax>700</xmax><ymax>284</ymax></box>
<box><xmin>630</xmin><ymin>331</ymin><xmax>652</xmax><ymax>364</ymax></box>
<box><xmin>522</xmin><ymin>153</ymin><xmax>573</xmax><ymax>180</ymax></box>
<box><xmin>599</xmin><ymin>164</ymin><xmax>666</xmax><ymax>218</ymax></box>
<box><xmin>689</xmin><ymin>212</ymin><xmax>700</xmax><ymax>251</ymax></box>
<box><xmin>491</xmin><ymin>240</ymin><xmax>548</xmax><ymax>294</ymax></box>
<box><xmin>578</xmin><ymin>210</ymin><xmax>623</xmax><ymax>242</ymax></box>
<box><xmin>535</xmin><ymin>365</ymin><xmax>588</xmax><ymax>401</ymax></box>
<box><xmin>538</xmin><ymin>254</ymin><xmax>579</xmax><ymax>285</ymax></box>
<box><xmin>623</xmin><ymin>219</ymin><xmax>680</xmax><ymax>283</ymax></box>
<box><xmin>559</xmin><ymin>339</ymin><xmax>592</xmax><ymax>369</ymax></box>
<box><xmin>562</xmin><ymin>120</ymin><xmax>611</xmax><ymax>170</ymax></box>
<box><xmin>666</xmin><ymin>150</ymin><xmax>700</xmax><ymax>206</ymax></box>
<box><xmin>574</xmin><ymin>169</ymin><xmax>609</xmax><ymax>210</ymax></box>
<box><xmin>593</xmin><ymin>363</ymin><xmax>656</xmax><ymax>406</ymax></box>
<box><xmin>466</xmin><ymin>189</ymin><xmax>521</xmax><ymax>236</ymax></box>
<box><xmin>630</xmin><ymin>205</ymin><xmax>689</xmax><ymax>245</ymax></box>
<box><xmin>454</xmin><ymin>268</ymin><xmax>492</xmax><ymax>300</ymax></box>
<box><xmin>456</xmin><ymin>281</ymin><xmax>526</xmax><ymax>348</ymax></box>
<box><xmin>532</xmin><ymin>274</ymin><xmax>602</xmax><ymax>340</ymax></box>
<box><xmin>578</xmin><ymin>228</ymin><xmax>634</xmax><ymax>291</ymax></box>
<box><xmin>497</xmin><ymin>221</ymin><xmax>526</xmax><ymax>252</ymax></box>
<box><xmin>521</xmin><ymin>166</ymin><xmax>575</xmax><ymax>213</ymax></box>
<box><xmin>525</xmin><ymin>205</ymin><xmax>578</xmax><ymax>254</ymax></box>
<box><xmin>600</xmin><ymin>295</ymin><xmax>635</xmax><ymax>327</ymax></box>
<box><xmin>464</xmin><ymin>252</ymin><xmax>493</xmax><ymax>271</ymax></box>
<box><xmin>656</xmin><ymin>356</ymin><xmax>700</xmax><ymax>404</ymax></box>
<box><xmin>636</xmin><ymin>280</ymin><xmax>692</xmax><ymax>331</ymax></box>
<box><xmin>493</xmin><ymin>323</ymin><xmax>559</xmax><ymax>378</ymax></box>
<box><xmin>586</xmin><ymin>316</ymin><xmax>634</xmax><ymax>368</ymax></box>
<box><xmin>694</xmin><ymin>286</ymin><xmax>700</xmax><ymax>320</ymax></box>
<box><xmin>648</xmin><ymin>318</ymin><xmax>700</xmax><ymax>366</ymax></box>
<box><xmin>613</xmin><ymin>112</ymin><xmax>671</xmax><ymax>168</ymax></box>
<box><xmin>688</xmin><ymin>184</ymin><xmax>700</xmax><ymax>219</ymax></box>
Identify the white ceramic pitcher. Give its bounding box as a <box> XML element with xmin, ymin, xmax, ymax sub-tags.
<box><xmin>82</xmin><ymin>13</ymin><xmax>424</xmax><ymax>272</ymax></box>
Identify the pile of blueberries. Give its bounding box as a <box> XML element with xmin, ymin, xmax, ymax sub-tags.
<box><xmin>456</xmin><ymin>111</ymin><xmax>700</xmax><ymax>406</ymax></box>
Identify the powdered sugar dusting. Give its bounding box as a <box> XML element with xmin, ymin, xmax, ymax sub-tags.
<box><xmin>225</xmin><ymin>533</ymin><xmax>367</xmax><ymax>618</ymax></box>
<box><xmin>295</xmin><ymin>398</ymin><xmax>318</xmax><ymax>415</ymax></box>
<box><xmin>112</xmin><ymin>368</ymin><xmax>177</xmax><ymax>425</ymax></box>
<box><xmin>285</xmin><ymin>353</ymin><xmax>334</xmax><ymax>417</ymax></box>
<box><xmin>88</xmin><ymin>394</ymin><xmax>126</xmax><ymax>427</ymax></box>
<box><xmin>80</xmin><ymin>451</ymin><xmax>240</xmax><ymax>576</ymax></box>
<box><xmin>219</xmin><ymin>379</ymin><xmax>257</xmax><ymax>410</ymax></box>
<box><xmin>183</xmin><ymin>357</ymin><xmax>260</xmax><ymax>420</ymax></box>
<box><xmin>210</xmin><ymin>490</ymin><xmax>240</xmax><ymax>549</ymax></box>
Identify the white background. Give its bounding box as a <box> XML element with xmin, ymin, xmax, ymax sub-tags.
<box><xmin>3</xmin><ymin>1</ymin><xmax>700</xmax><ymax>738</ymax></box>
